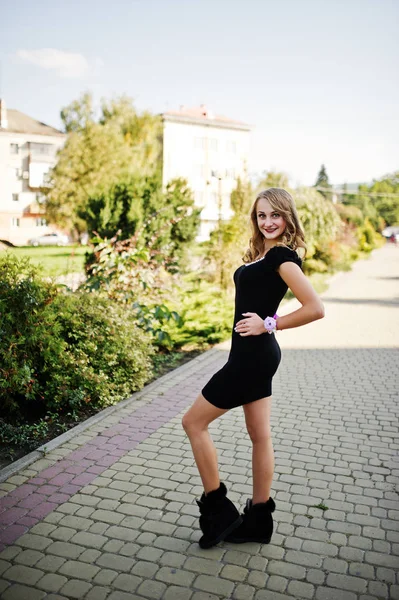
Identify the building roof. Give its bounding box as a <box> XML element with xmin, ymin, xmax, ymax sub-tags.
<box><xmin>0</xmin><ymin>108</ymin><xmax>65</xmax><ymax>137</ymax></box>
<box><xmin>163</xmin><ymin>105</ymin><xmax>251</xmax><ymax>131</ymax></box>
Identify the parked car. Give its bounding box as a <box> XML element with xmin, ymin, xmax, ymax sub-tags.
<box><xmin>382</xmin><ymin>226</ymin><xmax>399</xmax><ymax>241</ymax></box>
<box><xmin>28</xmin><ymin>233</ymin><xmax>70</xmax><ymax>246</ymax></box>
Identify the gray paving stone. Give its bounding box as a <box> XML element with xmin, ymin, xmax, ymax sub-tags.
<box><xmin>326</xmin><ymin>572</ymin><xmax>368</xmax><ymax>593</ymax></box>
<box><xmin>233</xmin><ymin>583</ymin><xmax>256</xmax><ymax>600</ymax></box>
<box><xmin>193</xmin><ymin>573</ymin><xmax>234</xmax><ymax>596</ymax></box>
<box><xmin>2</xmin><ymin>564</ymin><xmax>44</xmax><ymax>585</ymax></box>
<box><xmin>2</xmin><ymin>584</ymin><xmax>46</xmax><ymax>600</ymax></box>
<box><xmin>267</xmin><ymin>575</ymin><xmax>288</xmax><ymax>592</ymax></box>
<box><xmin>287</xmin><ymin>580</ymin><xmax>315</xmax><ymax>599</ymax></box>
<box><xmin>163</xmin><ymin>585</ymin><xmax>193</xmax><ymax>600</ymax></box>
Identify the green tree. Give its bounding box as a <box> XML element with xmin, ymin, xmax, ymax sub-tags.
<box><xmin>83</xmin><ymin>175</ymin><xmax>201</xmax><ymax>272</ymax></box>
<box><xmin>100</xmin><ymin>95</ymin><xmax>163</xmax><ymax>177</ymax></box>
<box><xmin>314</xmin><ymin>164</ymin><xmax>333</xmax><ymax>199</ymax></box>
<box><xmin>45</xmin><ymin>93</ymin><xmax>163</xmax><ymax>237</ymax></box>
<box><xmin>257</xmin><ymin>170</ymin><xmax>290</xmax><ymax>191</ymax></box>
<box><xmin>205</xmin><ymin>178</ymin><xmax>253</xmax><ymax>290</ymax></box>
<box><xmin>368</xmin><ymin>171</ymin><xmax>399</xmax><ymax>226</ymax></box>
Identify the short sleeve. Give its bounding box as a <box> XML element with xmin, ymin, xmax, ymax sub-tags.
<box><xmin>269</xmin><ymin>246</ymin><xmax>302</xmax><ymax>271</ymax></box>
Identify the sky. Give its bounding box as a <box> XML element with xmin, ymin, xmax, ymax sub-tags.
<box><xmin>1</xmin><ymin>0</ymin><xmax>398</xmax><ymax>186</ymax></box>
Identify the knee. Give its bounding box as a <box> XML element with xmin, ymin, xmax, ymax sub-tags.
<box><xmin>182</xmin><ymin>413</ymin><xmax>199</xmax><ymax>436</ymax></box>
<box><xmin>247</xmin><ymin>424</ymin><xmax>272</xmax><ymax>444</ymax></box>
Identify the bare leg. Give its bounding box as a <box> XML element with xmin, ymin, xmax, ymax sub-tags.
<box><xmin>243</xmin><ymin>396</ymin><xmax>274</xmax><ymax>504</ymax></box>
<box><xmin>182</xmin><ymin>393</ymin><xmax>229</xmax><ymax>493</ymax></box>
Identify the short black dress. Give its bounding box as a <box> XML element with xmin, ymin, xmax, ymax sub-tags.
<box><xmin>202</xmin><ymin>245</ymin><xmax>302</xmax><ymax>409</ymax></box>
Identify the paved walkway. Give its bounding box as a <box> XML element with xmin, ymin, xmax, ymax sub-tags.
<box><xmin>0</xmin><ymin>244</ymin><xmax>398</xmax><ymax>600</ymax></box>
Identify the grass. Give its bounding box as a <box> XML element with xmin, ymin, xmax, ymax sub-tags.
<box><xmin>6</xmin><ymin>245</ymin><xmax>87</xmax><ymax>277</ymax></box>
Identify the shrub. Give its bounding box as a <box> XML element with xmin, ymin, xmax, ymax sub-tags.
<box><xmin>164</xmin><ymin>276</ymin><xmax>235</xmax><ymax>348</ymax></box>
<box><xmin>0</xmin><ymin>253</ymin><xmax>154</xmax><ymax>422</ymax></box>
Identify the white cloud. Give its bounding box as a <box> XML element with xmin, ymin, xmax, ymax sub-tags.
<box><xmin>16</xmin><ymin>48</ymin><xmax>102</xmax><ymax>78</ymax></box>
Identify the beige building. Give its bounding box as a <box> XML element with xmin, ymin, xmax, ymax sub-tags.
<box><xmin>162</xmin><ymin>105</ymin><xmax>251</xmax><ymax>241</ymax></box>
<box><xmin>0</xmin><ymin>99</ymin><xmax>66</xmax><ymax>246</ymax></box>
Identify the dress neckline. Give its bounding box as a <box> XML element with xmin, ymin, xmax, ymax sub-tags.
<box><xmin>244</xmin><ymin>246</ymin><xmax>277</xmax><ymax>267</ymax></box>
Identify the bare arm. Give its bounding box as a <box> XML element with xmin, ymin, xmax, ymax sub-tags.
<box><xmin>275</xmin><ymin>262</ymin><xmax>325</xmax><ymax>330</ymax></box>
<box><xmin>235</xmin><ymin>262</ymin><xmax>324</xmax><ymax>336</ymax></box>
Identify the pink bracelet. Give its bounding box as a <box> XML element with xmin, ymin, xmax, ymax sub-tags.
<box><xmin>264</xmin><ymin>313</ymin><xmax>279</xmax><ymax>334</ymax></box>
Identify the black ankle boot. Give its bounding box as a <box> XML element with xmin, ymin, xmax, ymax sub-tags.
<box><xmin>196</xmin><ymin>482</ymin><xmax>242</xmax><ymax>549</ymax></box>
<box><xmin>224</xmin><ymin>496</ymin><xmax>276</xmax><ymax>544</ymax></box>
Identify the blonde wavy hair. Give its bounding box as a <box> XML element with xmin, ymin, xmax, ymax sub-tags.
<box><xmin>243</xmin><ymin>188</ymin><xmax>306</xmax><ymax>263</ymax></box>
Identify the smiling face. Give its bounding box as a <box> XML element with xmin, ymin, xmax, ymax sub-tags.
<box><xmin>256</xmin><ymin>197</ymin><xmax>287</xmax><ymax>245</ymax></box>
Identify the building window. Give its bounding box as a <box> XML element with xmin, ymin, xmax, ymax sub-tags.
<box><xmin>36</xmin><ymin>218</ymin><xmax>47</xmax><ymax>226</ymax></box>
<box><xmin>10</xmin><ymin>143</ymin><xmax>19</xmax><ymax>154</ymax></box>
<box><xmin>210</xmin><ymin>139</ymin><xmax>218</xmax><ymax>152</ymax></box>
<box><xmin>227</xmin><ymin>141</ymin><xmax>236</xmax><ymax>153</ymax></box>
<box><xmin>194</xmin><ymin>137</ymin><xmax>205</xmax><ymax>150</ymax></box>
<box><xmin>12</xmin><ymin>193</ymin><xmax>19</xmax><ymax>202</ymax></box>
<box><xmin>195</xmin><ymin>164</ymin><xmax>205</xmax><ymax>178</ymax></box>
<box><xmin>30</xmin><ymin>142</ymin><xmax>55</xmax><ymax>156</ymax></box>
<box><xmin>11</xmin><ymin>217</ymin><xmax>20</xmax><ymax>227</ymax></box>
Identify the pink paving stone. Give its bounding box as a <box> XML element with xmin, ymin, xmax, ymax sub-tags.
<box><xmin>64</xmin><ymin>465</ymin><xmax>87</xmax><ymax>475</ymax></box>
<box><xmin>9</xmin><ymin>484</ymin><xmax>38</xmax><ymax>499</ymax></box>
<box><xmin>39</xmin><ymin>465</ymin><xmax>66</xmax><ymax>479</ymax></box>
<box><xmin>28</xmin><ymin>502</ymin><xmax>58</xmax><ymax>519</ymax></box>
<box><xmin>85</xmin><ymin>450</ymin><xmax>109</xmax><ymax>460</ymax></box>
<box><xmin>18</xmin><ymin>516</ymin><xmax>38</xmax><ymax>527</ymax></box>
<box><xmin>48</xmin><ymin>472</ymin><xmax>76</xmax><ymax>486</ymax></box>
<box><xmin>67</xmin><ymin>450</ymin><xmax>90</xmax><ymax>460</ymax></box>
<box><xmin>111</xmin><ymin>435</ymin><xmax>131</xmax><ymax>444</ymax></box>
<box><xmin>96</xmin><ymin>456</ymin><xmax>120</xmax><ymax>467</ymax></box>
<box><xmin>70</xmin><ymin>473</ymin><xmax>96</xmax><ymax>486</ymax></box>
<box><xmin>0</xmin><ymin>507</ymin><xmax>28</xmax><ymax>526</ymax></box>
<box><xmin>0</xmin><ymin>497</ymin><xmax>18</xmax><ymax>510</ymax></box>
<box><xmin>48</xmin><ymin>493</ymin><xmax>71</xmax><ymax>504</ymax></box>
<box><xmin>18</xmin><ymin>494</ymin><xmax>47</xmax><ymax>509</ymax></box>
<box><xmin>37</xmin><ymin>485</ymin><xmax>59</xmax><ymax>496</ymax></box>
<box><xmin>86</xmin><ymin>465</ymin><xmax>106</xmax><ymax>475</ymax></box>
<box><xmin>0</xmin><ymin>524</ymin><xmax>28</xmax><ymax>545</ymax></box>
<box><xmin>59</xmin><ymin>484</ymin><xmax>82</xmax><ymax>495</ymax></box>
<box><xmin>28</xmin><ymin>477</ymin><xmax>47</xmax><ymax>485</ymax></box>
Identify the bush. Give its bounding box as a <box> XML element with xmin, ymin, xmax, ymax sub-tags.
<box><xmin>164</xmin><ymin>276</ymin><xmax>235</xmax><ymax>348</ymax></box>
<box><xmin>0</xmin><ymin>253</ymin><xmax>154</xmax><ymax>422</ymax></box>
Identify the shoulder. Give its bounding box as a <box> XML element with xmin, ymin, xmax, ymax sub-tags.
<box><xmin>267</xmin><ymin>245</ymin><xmax>302</xmax><ymax>270</ymax></box>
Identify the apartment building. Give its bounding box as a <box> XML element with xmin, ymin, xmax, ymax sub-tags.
<box><xmin>162</xmin><ymin>105</ymin><xmax>251</xmax><ymax>241</ymax></box>
<box><xmin>0</xmin><ymin>99</ymin><xmax>66</xmax><ymax>246</ymax></box>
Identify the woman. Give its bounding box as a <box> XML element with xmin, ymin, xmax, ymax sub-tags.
<box><xmin>182</xmin><ymin>188</ymin><xmax>325</xmax><ymax>549</ymax></box>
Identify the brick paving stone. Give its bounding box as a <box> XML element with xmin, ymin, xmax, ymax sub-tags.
<box><xmin>184</xmin><ymin>556</ymin><xmax>221</xmax><ymax>576</ymax></box>
<box><xmin>267</xmin><ymin>574</ymin><xmax>288</xmax><ymax>592</ymax></box>
<box><xmin>13</xmin><ymin>548</ymin><xmax>42</xmax><ymax>566</ymax></box>
<box><xmin>315</xmin><ymin>588</ymin><xmax>357</xmax><ymax>600</ymax></box>
<box><xmin>2</xmin><ymin>564</ymin><xmax>44</xmax><ymax>585</ymax></box>
<box><xmin>59</xmin><ymin>579</ymin><xmax>92</xmax><ymax>598</ymax></box>
<box><xmin>233</xmin><ymin>583</ymin><xmax>256</xmax><ymax>600</ymax></box>
<box><xmin>112</xmin><ymin>572</ymin><xmax>143</xmax><ymax>592</ymax></box>
<box><xmin>36</xmin><ymin>572</ymin><xmax>68</xmax><ymax>592</ymax></box>
<box><xmin>86</xmin><ymin>585</ymin><xmax>109</xmax><ymax>600</ymax></box>
<box><xmin>193</xmin><ymin>573</ymin><xmax>234</xmax><ymax>596</ymax></box>
<box><xmin>1</xmin><ymin>584</ymin><xmax>46</xmax><ymax>599</ymax></box>
<box><xmin>163</xmin><ymin>584</ymin><xmax>193</xmax><ymax>600</ymax></box>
